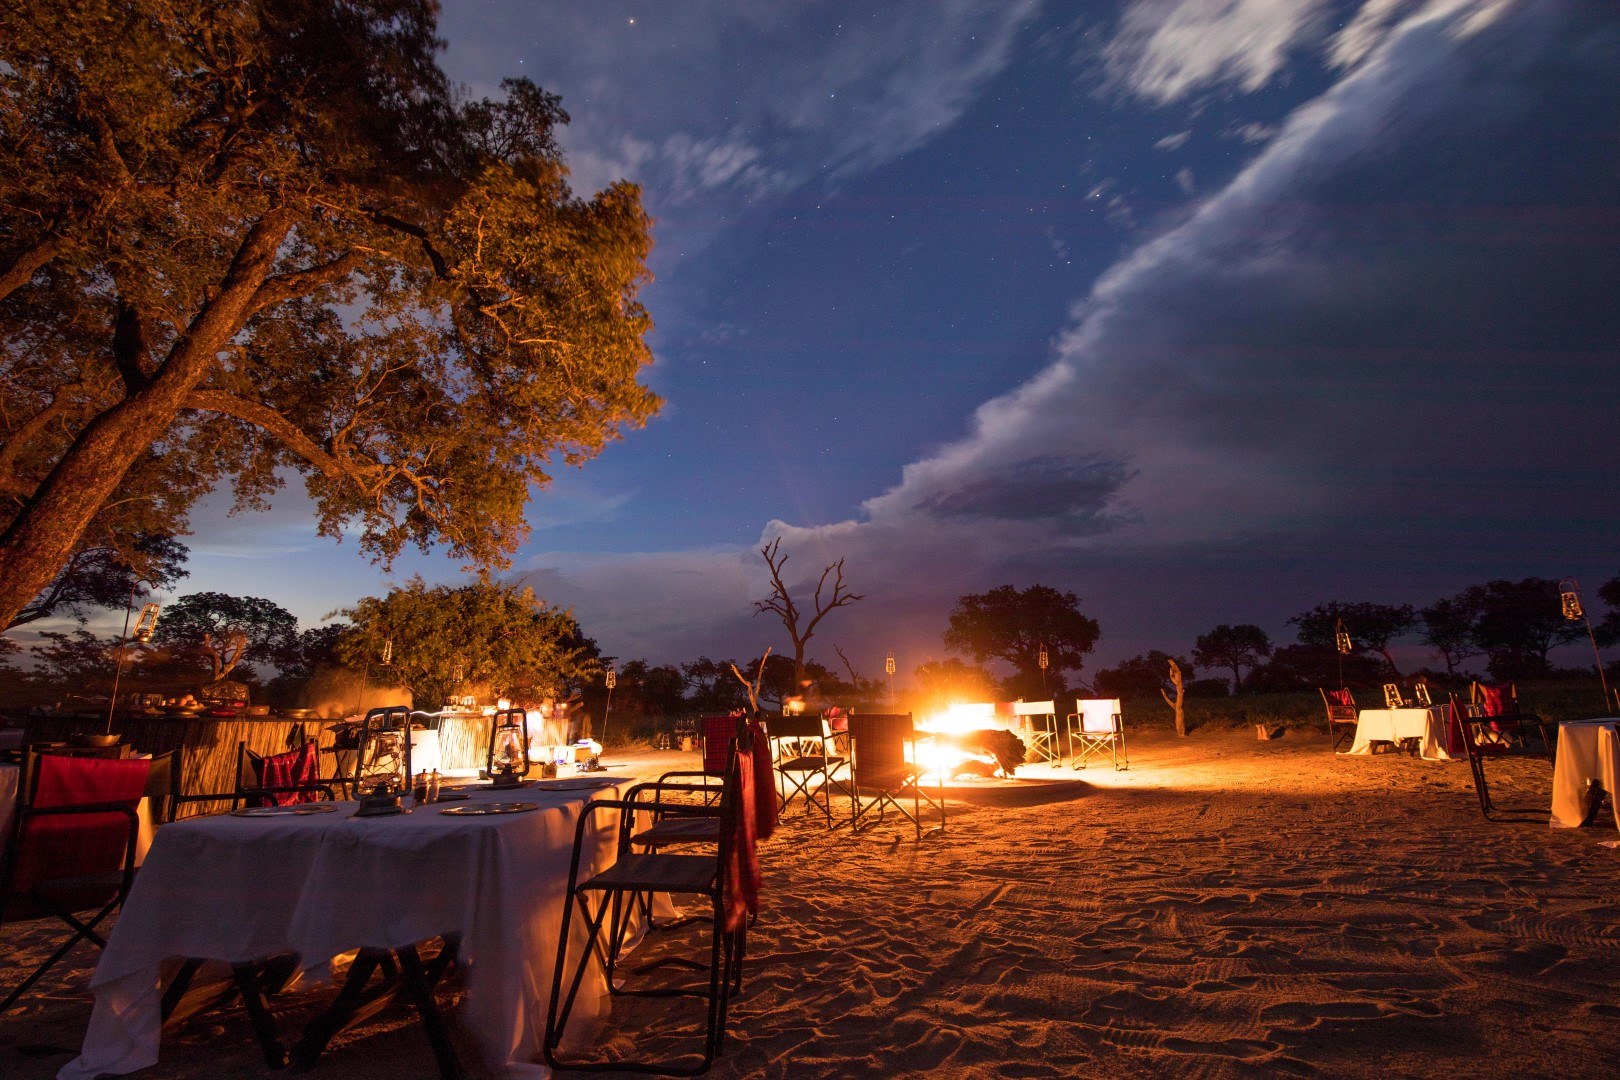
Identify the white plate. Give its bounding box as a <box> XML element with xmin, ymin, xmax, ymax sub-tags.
<box><xmin>231</xmin><ymin>803</ymin><xmax>340</xmax><ymax>817</ymax></box>
<box><xmin>440</xmin><ymin>801</ymin><xmax>538</xmax><ymax>816</ymax></box>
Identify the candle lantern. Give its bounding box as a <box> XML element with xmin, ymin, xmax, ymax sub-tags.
<box><xmin>885</xmin><ymin>652</ymin><xmax>895</xmax><ymax>676</ymax></box>
<box><xmin>1560</xmin><ymin>580</ymin><xmax>1584</xmax><ymax>621</ymax></box>
<box><xmin>132</xmin><ymin>603</ymin><xmax>161</xmax><ymax>643</ymax></box>
<box><xmin>486</xmin><ymin>707</ymin><xmax>532</xmax><ymax>788</ymax></box>
<box><xmin>1334</xmin><ymin>620</ymin><xmax>1353</xmax><ymax>655</ymax></box>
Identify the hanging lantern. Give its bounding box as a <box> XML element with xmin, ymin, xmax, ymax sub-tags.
<box><xmin>1334</xmin><ymin>620</ymin><xmax>1353</xmax><ymax>655</ymax></box>
<box><xmin>1560</xmin><ymin>579</ymin><xmax>1584</xmax><ymax>621</ymax></box>
<box><xmin>380</xmin><ymin>637</ymin><xmax>393</xmax><ymax>665</ymax></box>
<box><xmin>132</xmin><ymin>603</ymin><xmax>161</xmax><ymax>643</ymax></box>
<box><xmin>486</xmin><ymin>707</ymin><xmax>532</xmax><ymax>788</ymax></box>
<box><xmin>885</xmin><ymin>651</ymin><xmax>896</xmax><ymax>676</ymax></box>
<box><xmin>604</xmin><ymin>666</ymin><xmax>617</xmax><ymax>690</ymax></box>
<box><xmin>1038</xmin><ymin>643</ymin><xmax>1050</xmax><ymax>671</ymax></box>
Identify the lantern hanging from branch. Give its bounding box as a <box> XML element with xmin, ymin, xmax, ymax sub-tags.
<box><xmin>1560</xmin><ymin>578</ymin><xmax>1611</xmax><ymax>709</ymax></box>
<box><xmin>1334</xmin><ymin>620</ymin><xmax>1353</xmax><ymax>655</ymax></box>
<box><xmin>486</xmin><ymin>707</ymin><xmax>532</xmax><ymax>788</ymax></box>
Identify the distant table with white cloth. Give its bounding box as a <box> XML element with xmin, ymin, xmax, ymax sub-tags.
<box><xmin>1342</xmin><ymin>708</ymin><xmax>1455</xmax><ymax>760</ymax></box>
<box><xmin>1549</xmin><ymin>718</ymin><xmax>1620</xmax><ymax>833</ymax></box>
<box><xmin>59</xmin><ymin>776</ymin><xmax>646</xmax><ymax>1080</ymax></box>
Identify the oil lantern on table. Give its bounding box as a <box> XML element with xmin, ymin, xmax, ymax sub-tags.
<box><xmin>486</xmin><ymin>706</ymin><xmax>532</xmax><ymax>788</ymax></box>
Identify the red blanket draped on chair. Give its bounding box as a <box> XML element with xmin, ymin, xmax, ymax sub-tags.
<box><xmin>257</xmin><ymin>742</ymin><xmax>320</xmax><ymax>805</ymax></box>
<box><xmin>724</xmin><ymin>724</ymin><xmax>772</xmax><ymax>933</ymax></box>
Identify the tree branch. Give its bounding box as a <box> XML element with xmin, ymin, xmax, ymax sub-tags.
<box><xmin>249</xmin><ymin>250</ymin><xmax>365</xmax><ymax>314</ymax></box>
<box><xmin>183</xmin><ymin>389</ymin><xmax>357</xmax><ymax>483</ymax></box>
<box><xmin>0</xmin><ymin>235</ymin><xmax>66</xmax><ymax>304</ymax></box>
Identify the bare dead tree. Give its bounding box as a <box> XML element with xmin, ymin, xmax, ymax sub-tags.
<box><xmin>833</xmin><ymin>643</ymin><xmax>863</xmax><ymax>686</ymax></box>
<box><xmin>1161</xmin><ymin>657</ymin><xmax>1187</xmax><ymax>737</ymax></box>
<box><xmin>728</xmin><ymin>647</ymin><xmax>771</xmax><ymax>714</ymax></box>
<box><xmin>753</xmin><ymin>537</ymin><xmax>865</xmax><ymax>687</ymax></box>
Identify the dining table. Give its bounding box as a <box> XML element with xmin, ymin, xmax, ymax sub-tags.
<box><xmin>58</xmin><ymin>774</ymin><xmax>650</xmax><ymax>1080</ymax></box>
<box><xmin>1549</xmin><ymin>718</ymin><xmax>1620</xmax><ymax>833</ymax></box>
<box><xmin>1341</xmin><ymin>707</ymin><xmax>1455</xmax><ymax>760</ymax></box>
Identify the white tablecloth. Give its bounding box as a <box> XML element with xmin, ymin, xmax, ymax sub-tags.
<box><xmin>60</xmin><ymin>777</ymin><xmax>641</xmax><ymax>1080</ymax></box>
<box><xmin>1550</xmin><ymin>718</ymin><xmax>1620</xmax><ymax>832</ymax></box>
<box><xmin>0</xmin><ymin>763</ymin><xmax>155</xmax><ymax>866</ymax></box>
<box><xmin>1342</xmin><ymin>708</ymin><xmax>1454</xmax><ymax>760</ymax></box>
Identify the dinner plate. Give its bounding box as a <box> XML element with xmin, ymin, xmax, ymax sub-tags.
<box><xmin>532</xmin><ymin>778</ymin><xmax>620</xmax><ymax>791</ymax></box>
<box><xmin>231</xmin><ymin>803</ymin><xmax>341</xmax><ymax>817</ymax></box>
<box><xmin>439</xmin><ymin>802</ymin><xmax>538</xmax><ymax>816</ymax></box>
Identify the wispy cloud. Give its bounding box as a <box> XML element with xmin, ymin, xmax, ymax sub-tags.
<box><xmin>1102</xmin><ymin>0</ymin><xmax>1329</xmax><ymax>104</ymax></box>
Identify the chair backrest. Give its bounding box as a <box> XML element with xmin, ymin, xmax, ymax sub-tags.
<box><xmin>766</xmin><ymin>713</ymin><xmax>826</xmax><ymax>740</ymax></box>
<box><xmin>1471</xmin><ymin>682</ymin><xmax>1516</xmax><ymax>717</ymax></box>
<box><xmin>1319</xmin><ymin>688</ymin><xmax>1357</xmax><ymax>722</ymax></box>
<box><xmin>1012</xmin><ymin>700</ymin><xmax>1055</xmax><ymax>716</ymax></box>
<box><xmin>241</xmin><ymin>741</ymin><xmax>323</xmax><ymax>806</ymax></box>
<box><xmin>5</xmin><ymin>755</ymin><xmax>149</xmax><ymax>897</ymax></box>
<box><xmin>847</xmin><ymin>713</ymin><xmax>916</xmax><ymax>790</ymax></box>
<box><xmin>1076</xmin><ymin>699</ymin><xmax>1123</xmax><ymax>735</ymax></box>
<box><xmin>700</xmin><ymin>715</ymin><xmax>744</xmax><ymax>777</ymax></box>
<box><xmin>142</xmin><ymin>749</ymin><xmax>179</xmax><ymax>824</ymax></box>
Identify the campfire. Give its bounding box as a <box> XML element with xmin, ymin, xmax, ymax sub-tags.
<box><xmin>914</xmin><ymin>703</ymin><xmax>1029</xmax><ymax>781</ymax></box>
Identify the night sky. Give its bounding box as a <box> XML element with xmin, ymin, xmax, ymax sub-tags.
<box><xmin>169</xmin><ymin>1</ymin><xmax>1619</xmax><ymax>679</ymax></box>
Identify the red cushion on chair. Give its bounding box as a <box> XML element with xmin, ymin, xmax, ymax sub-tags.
<box><xmin>1479</xmin><ymin>686</ymin><xmax>1504</xmax><ymax>717</ymax></box>
<box><xmin>258</xmin><ymin>742</ymin><xmax>320</xmax><ymax>805</ymax></box>
<box><xmin>1326</xmin><ymin>689</ymin><xmax>1353</xmax><ymax>706</ymax></box>
<box><xmin>8</xmin><ymin>755</ymin><xmax>148</xmax><ymax>897</ymax></box>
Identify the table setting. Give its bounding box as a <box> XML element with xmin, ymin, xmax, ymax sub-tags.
<box><xmin>1340</xmin><ymin>707</ymin><xmax>1456</xmax><ymax>760</ymax></box>
<box><xmin>58</xmin><ymin>773</ymin><xmax>648</xmax><ymax>1080</ymax></box>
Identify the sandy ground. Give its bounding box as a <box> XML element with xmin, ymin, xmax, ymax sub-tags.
<box><xmin>3</xmin><ymin>727</ymin><xmax>1618</xmax><ymax>1079</ymax></box>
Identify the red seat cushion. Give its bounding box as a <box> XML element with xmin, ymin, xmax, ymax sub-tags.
<box><xmin>8</xmin><ymin>755</ymin><xmax>148</xmax><ymax>897</ymax></box>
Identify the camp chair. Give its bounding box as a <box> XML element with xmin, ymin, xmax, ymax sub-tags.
<box><xmin>231</xmin><ymin>739</ymin><xmax>336</xmax><ymax>809</ymax></box>
<box><xmin>847</xmin><ymin>713</ymin><xmax>944</xmax><ymax>841</ymax></box>
<box><xmin>765</xmin><ymin>713</ymin><xmax>848</xmax><ymax>824</ymax></box>
<box><xmin>1470</xmin><ymin>682</ymin><xmax>1518</xmax><ymax>718</ymax></box>
<box><xmin>1319</xmin><ymin>688</ymin><xmax>1358</xmax><ymax>751</ymax></box>
<box><xmin>1</xmin><ymin>753</ymin><xmax>148</xmax><ymax>1012</ymax></box>
<box><xmin>1450</xmin><ymin>697</ymin><xmax>1553</xmax><ymax>821</ymax></box>
<box><xmin>1012</xmin><ymin>700</ymin><xmax>1060</xmax><ymax>764</ymax></box>
<box><xmin>658</xmin><ymin>715</ymin><xmax>744</xmax><ymax>804</ymax></box>
<box><xmin>545</xmin><ymin>720</ymin><xmax>762</xmax><ymax>1075</ymax></box>
<box><xmin>1067</xmin><ymin>698</ymin><xmax>1127</xmax><ymax>771</ymax></box>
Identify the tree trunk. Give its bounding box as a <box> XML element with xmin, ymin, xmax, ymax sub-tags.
<box><xmin>0</xmin><ymin>215</ymin><xmax>290</xmax><ymax>631</ymax></box>
<box><xmin>1160</xmin><ymin>658</ymin><xmax>1187</xmax><ymax>737</ymax></box>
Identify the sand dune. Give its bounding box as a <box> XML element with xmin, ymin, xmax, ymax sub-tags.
<box><xmin>4</xmin><ymin>728</ymin><xmax>1617</xmax><ymax>1078</ymax></box>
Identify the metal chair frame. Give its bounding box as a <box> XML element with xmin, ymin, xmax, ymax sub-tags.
<box><xmin>1012</xmin><ymin>700</ymin><xmax>1061</xmax><ymax>764</ymax></box>
<box><xmin>0</xmin><ymin>754</ymin><xmax>145</xmax><ymax>1013</ymax></box>
<box><xmin>545</xmin><ymin>726</ymin><xmax>751</xmax><ymax>1075</ymax></box>
<box><xmin>847</xmin><ymin>713</ymin><xmax>944</xmax><ymax>842</ymax></box>
<box><xmin>1067</xmin><ymin>699</ymin><xmax>1128</xmax><ymax>771</ymax></box>
<box><xmin>766</xmin><ymin>713</ymin><xmax>849</xmax><ymax>824</ymax></box>
<box><xmin>1319</xmin><ymin>688</ymin><xmax>1359</xmax><ymax>751</ymax></box>
<box><xmin>1451</xmin><ymin>697</ymin><xmax>1553</xmax><ymax>821</ymax></box>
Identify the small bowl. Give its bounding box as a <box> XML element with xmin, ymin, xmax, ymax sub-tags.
<box><xmin>70</xmin><ymin>732</ymin><xmax>122</xmax><ymax>748</ymax></box>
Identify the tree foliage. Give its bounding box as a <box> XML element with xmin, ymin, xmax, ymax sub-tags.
<box><xmin>0</xmin><ymin>1</ymin><xmax>659</xmax><ymax>631</ymax></box>
<box><xmin>337</xmin><ymin>579</ymin><xmax>593</xmax><ymax>710</ymax></box>
<box><xmin>1191</xmin><ymin>624</ymin><xmax>1271</xmax><ymax>691</ymax></box>
<box><xmin>7</xmin><ymin>534</ymin><xmax>188</xmax><ymax>629</ymax></box>
<box><xmin>1458</xmin><ymin>578</ymin><xmax>1584</xmax><ymax>680</ymax></box>
<box><xmin>943</xmin><ymin>584</ymin><xmax>1101</xmax><ymax>696</ymax></box>
<box><xmin>1093</xmin><ymin>651</ymin><xmax>1194</xmax><ymax>697</ymax></box>
<box><xmin>1290</xmin><ymin>602</ymin><xmax>1416</xmax><ymax>676</ymax></box>
<box><xmin>1418</xmin><ymin>595</ymin><xmax>1485</xmax><ymax>676</ymax></box>
<box><xmin>150</xmin><ymin>591</ymin><xmax>299</xmax><ymax>682</ymax></box>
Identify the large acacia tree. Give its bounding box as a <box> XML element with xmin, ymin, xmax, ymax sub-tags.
<box><xmin>943</xmin><ymin>584</ymin><xmax>1100</xmax><ymax>698</ymax></box>
<box><xmin>0</xmin><ymin>1</ymin><xmax>659</xmax><ymax>631</ymax></box>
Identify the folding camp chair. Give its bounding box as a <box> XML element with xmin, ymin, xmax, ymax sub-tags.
<box><xmin>658</xmin><ymin>715</ymin><xmax>743</xmax><ymax>804</ymax></box>
<box><xmin>1451</xmin><ymin>697</ymin><xmax>1553</xmax><ymax>821</ymax></box>
<box><xmin>232</xmin><ymin>739</ymin><xmax>337</xmax><ymax>809</ymax></box>
<box><xmin>1319</xmin><ymin>688</ymin><xmax>1358</xmax><ymax>751</ymax></box>
<box><xmin>765</xmin><ymin>713</ymin><xmax>848</xmax><ymax>824</ymax></box>
<box><xmin>1067</xmin><ymin>699</ymin><xmax>1127</xmax><ymax>771</ymax></box>
<box><xmin>1012</xmin><ymin>700</ymin><xmax>1061</xmax><ymax>764</ymax></box>
<box><xmin>545</xmin><ymin>720</ymin><xmax>762</xmax><ymax>1075</ymax></box>
<box><xmin>847</xmin><ymin>713</ymin><xmax>944</xmax><ymax>841</ymax></box>
<box><xmin>1</xmin><ymin>753</ymin><xmax>148</xmax><ymax>1012</ymax></box>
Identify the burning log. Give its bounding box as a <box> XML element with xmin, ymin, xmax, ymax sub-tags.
<box><xmin>935</xmin><ymin>728</ymin><xmax>1028</xmax><ymax>777</ymax></box>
